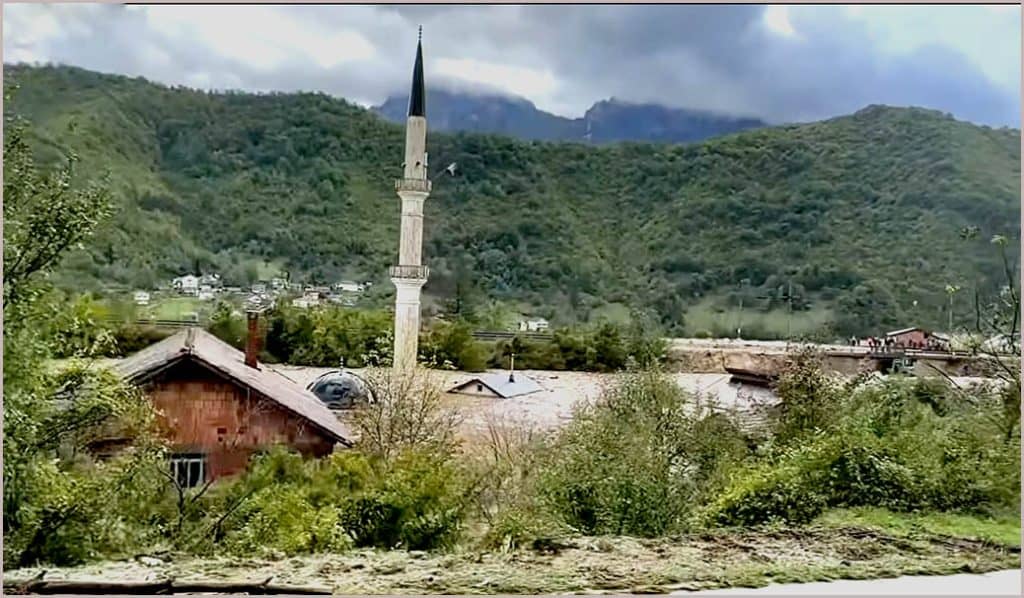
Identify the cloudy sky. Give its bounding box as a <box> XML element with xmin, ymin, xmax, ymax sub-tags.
<box><xmin>4</xmin><ymin>3</ymin><xmax>1020</xmax><ymax>126</ymax></box>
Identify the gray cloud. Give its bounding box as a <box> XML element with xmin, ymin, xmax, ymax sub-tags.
<box><xmin>4</xmin><ymin>4</ymin><xmax>1019</xmax><ymax>126</ymax></box>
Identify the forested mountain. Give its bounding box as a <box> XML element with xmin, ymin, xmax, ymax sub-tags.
<box><xmin>374</xmin><ymin>90</ymin><xmax>766</xmax><ymax>144</ymax></box>
<box><xmin>4</xmin><ymin>64</ymin><xmax>1020</xmax><ymax>337</ymax></box>
<box><xmin>375</xmin><ymin>89</ymin><xmax>576</xmax><ymax>141</ymax></box>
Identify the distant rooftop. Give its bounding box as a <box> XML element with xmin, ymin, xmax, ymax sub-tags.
<box><xmin>449</xmin><ymin>372</ymin><xmax>543</xmax><ymax>399</ymax></box>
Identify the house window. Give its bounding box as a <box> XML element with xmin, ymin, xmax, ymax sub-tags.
<box><xmin>170</xmin><ymin>453</ymin><xmax>206</xmax><ymax>488</ymax></box>
<box><xmin>477</xmin><ymin>384</ymin><xmax>483</xmax><ymax>392</ymax></box>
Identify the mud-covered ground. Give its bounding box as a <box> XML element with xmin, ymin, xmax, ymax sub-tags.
<box><xmin>5</xmin><ymin>524</ymin><xmax>1018</xmax><ymax>595</ymax></box>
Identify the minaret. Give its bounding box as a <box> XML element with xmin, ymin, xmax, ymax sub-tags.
<box><xmin>389</xmin><ymin>27</ymin><xmax>431</xmax><ymax>372</ymax></box>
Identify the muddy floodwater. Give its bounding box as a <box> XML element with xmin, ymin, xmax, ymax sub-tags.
<box><xmin>272</xmin><ymin>366</ymin><xmax>778</xmax><ymax>434</ymax></box>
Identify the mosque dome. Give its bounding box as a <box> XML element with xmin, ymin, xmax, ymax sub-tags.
<box><xmin>306</xmin><ymin>370</ymin><xmax>371</xmax><ymax>410</ymax></box>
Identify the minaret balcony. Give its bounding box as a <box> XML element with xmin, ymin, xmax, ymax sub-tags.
<box><xmin>395</xmin><ymin>178</ymin><xmax>432</xmax><ymax>194</ymax></box>
<box><xmin>389</xmin><ymin>265</ymin><xmax>430</xmax><ymax>280</ymax></box>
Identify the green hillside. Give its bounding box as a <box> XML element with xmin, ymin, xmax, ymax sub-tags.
<box><xmin>4</xmin><ymin>64</ymin><xmax>1020</xmax><ymax>337</ymax></box>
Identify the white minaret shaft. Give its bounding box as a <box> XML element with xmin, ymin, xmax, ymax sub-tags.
<box><xmin>390</xmin><ymin>30</ymin><xmax>430</xmax><ymax>372</ymax></box>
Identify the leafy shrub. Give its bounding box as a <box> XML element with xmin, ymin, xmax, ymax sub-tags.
<box><xmin>111</xmin><ymin>324</ymin><xmax>172</xmax><ymax>355</ymax></box>
<box><xmin>536</xmin><ymin>370</ymin><xmax>749</xmax><ymax>536</ymax></box>
<box><xmin>206</xmin><ymin>301</ymin><xmax>247</xmax><ymax>350</ymax></box>
<box><xmin>263</xmin><ymin>305</ymin><xmax>393</xmax><ymax>367</ymax></box>
<box><xmin>704</xmin><ymin>375</ymin><xmax>1021</xmax><ymax>527</ymax></box>
<box><xmin>771</xmin><ymin>346</ymin><xmax>843</xmax><ymax>442</ymax></box>
<box><xmin>3</xmin><ymin>360</ymin><xmax>166</xmax><ymax>567</ymax></box>
<box><xmin>210</xmin><ymin>447</ymin><xmax>467</xmax><ymax>555</ymax></box>
<box><xmin>340</xmin><ymin>450</ymin><xmax>466</xmax><ymax>550</ymax></box>
<box><xmin>489</xmin><ymin>322</ymin><xmax>666</xmax><ymax>373</ymax></box>
<box><xmin>420</xmin><ymin>320</ymin><xmax>488</xmax><ymax>371</ymax></box>
<box><xmin>702</xmin><ymin>436</ymin><xmax>835</xmax><ymax>527</ymax></box>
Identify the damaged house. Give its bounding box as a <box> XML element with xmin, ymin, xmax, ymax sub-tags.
<box><xmin>108</xmin><ymin>314</ymin><xmax>352</xmax><ymax>486</ymax></box>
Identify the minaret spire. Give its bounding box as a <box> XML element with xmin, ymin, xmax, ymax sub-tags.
<box><xmin>408</xmin><ymin>27</ymin><xmax>425</xmax><ymax>118</ymax></box>
<box><xmin>389</xmin><ymin>29</ymin><xmax>431</xmax><ymax>372</ymax></box>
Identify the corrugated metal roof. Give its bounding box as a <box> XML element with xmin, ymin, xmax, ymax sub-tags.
<box><xmin>112</xmin><ymin>327</ymin><xmax>353</xmax><ymax>445</ymax></box>
<box><xmin>451</xmin><ymin>372</ymin><xmax>544</xmax><ymax>398</ymax></box>
<box><xmin>885</xmin><ymin>327</ymin><xmax>927</xmax><ymax>337</ymax></box>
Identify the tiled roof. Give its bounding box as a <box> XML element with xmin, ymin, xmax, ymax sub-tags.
<box><xmin>112</xmin><ymin>327</ymin><xmax>352</xmax><ymax>445</ymax></box>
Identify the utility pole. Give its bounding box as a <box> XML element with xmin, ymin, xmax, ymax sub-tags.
<box><xmin>787</xmin><ymin>280</ymin><xmax>794</xmax><ymax>339</ymax></box>
<box><xmin>737</xmin><ymin>278</ymin><xmax>750</xmax><ymax>339</ymax></box>
<box><xmin>505</xmin><ymin>336</ymin><xmax>522</xmax><ymax>383</ymax></box>
<box><xmin>775</xmin><ymin>280</ymin><xmax>804</xmax><ymax>340</ymax></box>
<box><xmin>738</xmin><ymin>294</ymin><xmax>744</xmax><ymax>339</ymax></box>
<box><xmin>945</xmin><ymin>284</ymin><xmax>961</xmax><ymax>332</ymax></box>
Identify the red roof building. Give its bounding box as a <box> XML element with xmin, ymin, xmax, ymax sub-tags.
<box><xmin>111</xmin><ymin>324</ymin><xmax>352</xmax><ymax>486</ymax></box>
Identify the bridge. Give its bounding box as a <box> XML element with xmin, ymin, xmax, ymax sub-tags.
<box><xmin>100</xmin><ymin>320</ymin><xmax>987</xmax><ymax>376</ymax></box>
<box><xmin>666</xmin><ymin>338</ymin><xmax>987</xmax><ymax>377</ymax></box>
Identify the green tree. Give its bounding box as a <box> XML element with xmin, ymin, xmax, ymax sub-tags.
<box><xmin>3</xmin><ymin>118</ymin><xmax>113</xmax><ymax>308</ymax></box>
<box><xmin>3</xmin><ymin>118</ymin><xmax>162</xmax><ymax>566</ymax></box>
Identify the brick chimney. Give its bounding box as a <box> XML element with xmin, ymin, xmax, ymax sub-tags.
<box><xmin>245</xmin><ymin>310</ymin><xmax>261</xmax><ymax>369</ymax></box>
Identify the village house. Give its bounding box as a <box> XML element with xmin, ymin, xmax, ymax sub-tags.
<box><xmin>109</xmin><ymin>318</ymin><xmax>352</xmax><ymax>486</ymax></box>
<box><xmin>334</xmin><ymin>280</ymin><xmax>367</xmax><ymax>294</ymax></box>
<box><xmin>291</xmin><ymin>292</ymin><xmax>321</xmax><ymax>309</ymax></box>
<box><xmin>198</xmin><ymin>285</ymin><xmax>215</xmax><ymax>301</ymax></box>
<box><xmin>519</xmin><ymin>318</ymin><xmax>550</xmax><ymax>332</ymax></box>
<box><xmin>449</xmin><ymin>372</ymin><xmax>543</xmax><ymax>399</ymax></box>
<box><xmin>199</xmin><ymin>273</ymin><xmax>222</xmax><ymax>289</ymax></box>
<box><xmin>245</xmin><ymin>292</ymin><xmax>270</xmax><ymax>308</ymax></box>
<box><xmin>133</xmin><ymin>290</ymin><xmax>150</xmax><ymax>306</ymax></box>
<box><xmin>884</xmin><ymin>327</ymin><xmax>950</xmax><ymax>351</ymax></box>
<box><xmin>329</xmin><ymin>293</ymin><xmax>358</xmax><ymax>307</ymax></box>
<box><xmin>173</xmin><ymin>274</ymin><xmax>200</xmax><ymax>296</ymax></box>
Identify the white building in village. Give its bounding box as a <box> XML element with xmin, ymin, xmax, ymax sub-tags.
<box><xmin>334</xmin><ymin>280</ymin><xmax>367</xmax><ymax>294</ymax></box>
<box><xmin>519</xmin><ymin>318</ymin><xmax>550</xmax><ymax>332</ymax></box>
<box><xmin>173</xmin><ymin>275</ymin><xmax>199</xmax><ymax>296</ymax></box>
<box><xmin>292</xmin><ymin>291</ymin><xmax>321</xmax><ymax>309</ymax></box>
<box><xmin>133</xmin><ymin>291</ymin><xmax>151</xmax><ymax>306</ymax></box>
<box><xmin>199</xmin><ymin>274</ymin><xmax>222</xmax><ymax>288</ymax></box>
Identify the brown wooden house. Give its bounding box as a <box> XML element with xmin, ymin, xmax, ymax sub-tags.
<box><xmin>111</xmin><ymin>323</ymin><xmax>352</xmax><ymax>486</ymax></box>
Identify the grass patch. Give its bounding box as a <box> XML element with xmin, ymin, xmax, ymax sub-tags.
<box><xmin>683</xmin><ymin>298</ymin><xmax>834</xmax><ymax>340</ymax></box>
<box><xmin>815</xmin><ymin>507</ymin><xmax>1021</xmax><ymax>548</ymax></box>
<box><xmin>146</xmin><ymin>297</ymin><xmax>205</xmax><ymax>320</ymax></box>
<box><xmin>588</xmin><ymin>302</ymin><xmax>633</xmax><ymax>326</ymax></box>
